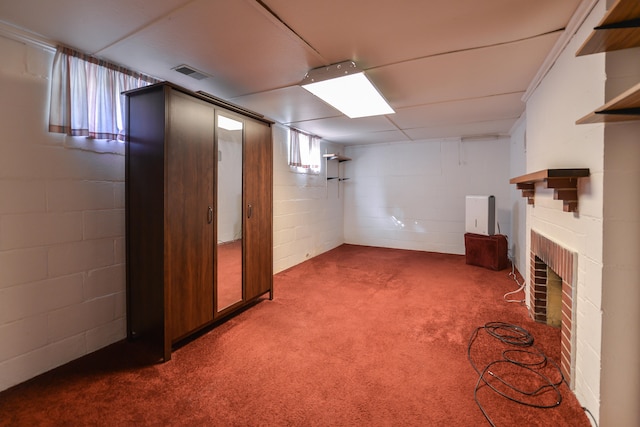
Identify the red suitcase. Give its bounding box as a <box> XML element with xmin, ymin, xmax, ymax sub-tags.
<box><xmin>464</xmin><ymin>233</ymin><xmax>509</xmax><ymax>271</ymax></box>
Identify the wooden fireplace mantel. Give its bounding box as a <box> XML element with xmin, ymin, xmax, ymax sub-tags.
<box><xmin>510</xmin><ymin>168</ymin><xmax>590</xmax><ymax>212</ymax></box>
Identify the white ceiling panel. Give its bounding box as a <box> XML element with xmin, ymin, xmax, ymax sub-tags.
<box><xmin>371</xmin><ymin>31</ymin><xmax>561</xmax><ymax>110</ymax></box>
<box><xmin>230</xmin><ymin>86</ymin><xmax>340</xmax><ymax>124</ymax></box>
<box><xmin>328</xmin><ymin>130</ymin><xmax>411</xmax><ymax>146</ymax></box>
<box><xmin>98</xmin><ymin>0</ymin><xmax>322</xmax><ymax>98</ymax></box>
<box><xmin>404</xmin><ymin>118</ymin><xmax>517</xmax><ymax>141</ymax></box>
<box><xmin>0</xmin><ymin>0</ymin><xmax>188</xmax><ymax>53</ymax></box>
<box><xmin>291</xmin><ymin>115</ymin><xmax>397</xmax><ymax>139</ymax></box>
<box><xmin>390</xmin><ymin>92</ymin><xmax>524</xmax><ymax>129</ymax></box>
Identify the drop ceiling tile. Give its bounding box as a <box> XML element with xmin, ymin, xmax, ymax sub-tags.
<box><xmin>230</xmin><ymin>86</ymin><xmax>339</xmax><ymax>124</ymax></box>
<box><xmin>391</xmin><ymin>92</ymin><xmax>524</xmax><ymax>129</ymax></box>
<box><xmin>404</xmin><ymin>118</ymin><xmax>517</xmax><ymax>140</ymax></box>
<box><xmin>99</xmin><ymin>0</ymin><xmax>321</xmax><ymax>99</ymax></box>
<box><xmin>291</xmin><ymin>115</ymin><xmax>397</xmax><ymax>139</ymax></box>
<box><xmin>329</xmin><ymin>130</ymin><xmax>410</xmax><ymax>146</ymax></box>
<box><xmin>370</xmin><ymin>31</ymin><xmax>561</xmax><ymax>109</ymax></box>
<box><xmin>0</xmin><ymin>0</ymin><xmax>188</xmax><ymax>53</ymax></box>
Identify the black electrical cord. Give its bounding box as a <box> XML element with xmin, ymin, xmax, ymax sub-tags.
<box><xmin>484</xmin><ymin>321</ymin><xmax>534</xmax><ymax>346</ymax></box>
<box><xmin>583</xmin><ymin>406</ymin><xmax>598</xmax><ymax>427</ymax></box>
<box><xmin>467</xmin><ymin>322</ymin><xmax>565</xmax><ymax>426</ymax></box>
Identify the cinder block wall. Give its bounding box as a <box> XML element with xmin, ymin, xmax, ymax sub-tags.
<box><xmin>272</xmin><ymin>123</ymin><xmax>346</xmax><ymax>273</ymax></box>
<box><xmin>343</xmin><ymin>137</ymin><xmax>512</xmax><ymax>254</ymax></box>
<box><xmin>0</xmin><ymin>36</ymin><xmax>126</xmax><ymax>391</ymax></box>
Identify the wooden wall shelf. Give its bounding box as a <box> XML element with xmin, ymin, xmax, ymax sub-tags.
<box><xmin>577</xmin><ymin>81</ymin><xmax>640</xmax><ymax>124</ymax></box>
<box><xmin>510</xmin><ymin>169</ymin><xmax>590</xmax><ymax>212</ymax></box>
<box><xmin>576</xmin><ymin>0</ymin><xmax>640</xmax><ymax>124</ymax></box>
<box><xmin>576</xmin><ymin>0</ymin><xmax>640</xmax><ymax>56</ymax></box>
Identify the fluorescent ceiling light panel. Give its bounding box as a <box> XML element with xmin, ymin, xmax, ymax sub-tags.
<box><xmin>218</xmin><ymin>115</ymin><xmax>243</xmax><ymax>131</ymax></box>
<box><xmin>301</xmin><ymin>61</ymin><xmax>394</xmax><ymax>119</ymax></box>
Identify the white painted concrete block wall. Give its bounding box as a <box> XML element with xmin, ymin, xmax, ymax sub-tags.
<box><xmin>522</xmin><ymin>1</ymin><xmax>606</xmax><ymax>421</ymax></box>
<box><xmin>599</xmin><ymin>120</ymin><xmax>640</xmax><ymax>427</ymax></box>
<box><xmin>343</xmin><ymin>137</ymin><xmax>512</xmax><ymax>254</ymax></box>
<box><xmin>0</xmin><ymin>37</ymin><xmax>126</xmax><ymax>391</ymax></box>
<box><xmin>598</xmin><ymin>34</ymin><xmax>640</xmax><ymax>427</ymax></box>
<box><xmin>272</xmin><ymin>124</ymin><xmax>345</xmax><ymax>273</ymax></box>
<box><xmin>509</xmin><ymin>117</ymin><xmax>527</xmax><ymax>281</ymax></box>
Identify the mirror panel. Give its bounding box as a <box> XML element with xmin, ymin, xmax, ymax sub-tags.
<box><xmin>216</xmin><ymin>113</ymin><xmax>243</xmax><ymax>312</ymax></box>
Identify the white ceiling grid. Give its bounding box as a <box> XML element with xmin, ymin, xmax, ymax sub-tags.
<box><xmin>0</xmin><ymin>0</ymin><xmax>583</xmax><ymax>144</ymax></box>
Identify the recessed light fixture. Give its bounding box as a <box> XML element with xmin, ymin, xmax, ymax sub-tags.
<box><xmin>300</xmin><ymin>60</ymin><xmax>394</xmax><ymax>119</ymax></box>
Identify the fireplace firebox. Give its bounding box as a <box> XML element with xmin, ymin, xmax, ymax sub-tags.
<box><xmin>530</xmin><ymin>230</ymin><xmax>576</xmax><ymax>386</ymax></box>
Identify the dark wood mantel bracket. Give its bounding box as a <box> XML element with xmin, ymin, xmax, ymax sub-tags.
<box><xmin>510</xmin><ymin>169</ymin><xmax>590</xmax><ymax>213</ymax></box>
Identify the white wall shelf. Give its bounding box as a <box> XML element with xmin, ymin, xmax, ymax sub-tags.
<box><xmin>323</xmin><ymin>153</ymin><xmax>351</xmax><ymax>181</ymax></box>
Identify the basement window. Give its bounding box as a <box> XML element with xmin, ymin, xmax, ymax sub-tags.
<box><xmin>288</xmin><ymin>128</ymin><xmax>320</xmax><ymax>173</ymax></box>
<box><xmin>48</xmin><ymin>46</ymin><xmax>158</xmax><ymax>142</ymax></box>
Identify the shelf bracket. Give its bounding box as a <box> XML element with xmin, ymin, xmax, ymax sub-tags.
<box><xmin>595</xmin><ymin>17</ymin><xmax>640</xmax><ymax>30</ymax></box>
<box><xmin>595</xmin><ymin>107</ymin><xmax>640</xmax><ymax>115</ymax></box>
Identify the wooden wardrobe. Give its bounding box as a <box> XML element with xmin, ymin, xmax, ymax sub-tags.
<box><xmin>125</xmin><ymin>82</ymin><xmax>273</xmax><ymax>361</ymax></box>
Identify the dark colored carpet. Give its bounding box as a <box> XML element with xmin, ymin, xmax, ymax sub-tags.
<box><xmin>0</xmin><ymin>244</ymin><xmax>590</xmax><ymax>426</ymax></box>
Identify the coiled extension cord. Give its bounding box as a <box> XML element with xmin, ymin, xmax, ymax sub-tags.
<box><xmin>467</xmin><ymin>322</ymin><xmax>565</xmax><ymax>426</ymax></box>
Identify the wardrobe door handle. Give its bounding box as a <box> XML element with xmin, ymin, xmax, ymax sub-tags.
<box><xmin>247</xmin><ymin>204</ymin><xmax>252</xmax><ymax>219</ymax></box>
<box><xmin>207</xmin><ymin>206</ymin><xmax>213</xmax><ymax>224</ymax></box>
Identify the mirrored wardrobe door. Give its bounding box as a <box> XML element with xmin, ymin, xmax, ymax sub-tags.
<box><xmin>215</xmin><ymin>113</ymin><xmax>244</xmax><ymax>312</ymax></box>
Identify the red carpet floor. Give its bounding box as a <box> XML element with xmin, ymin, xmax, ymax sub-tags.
<box><xmin>0</xmin><ymin>244</ymin><xmax>590</xmax><ymax>426</ymax></box>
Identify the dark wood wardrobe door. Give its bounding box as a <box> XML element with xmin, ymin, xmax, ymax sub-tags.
<box><xmin>243</xmin><ymin>120</ymin><xmax>273</xmax><ymax>300</ymax></box>
<box><xmin>166</xmin><ymin>90</ymin><xmax>215</xmax><ymax>341</ymax></box>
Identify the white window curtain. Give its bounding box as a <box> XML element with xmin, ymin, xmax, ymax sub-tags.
<box><xmin>49</xmin><ymin>46</ymin><xmax>158</xmax><ymax>141</ymax></box>
<box><xmin>288</xmin><ymin>128</ymin><xmax>320</xmax><ymax>171</ymax></box>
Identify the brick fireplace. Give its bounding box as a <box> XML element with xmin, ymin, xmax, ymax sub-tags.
<box><xmin>529</xmin><ymin>230</ymin><xmax>576</xmax><ymax>386</ymax></box>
